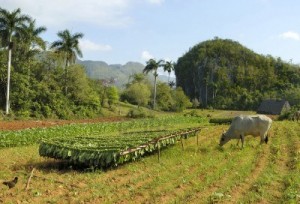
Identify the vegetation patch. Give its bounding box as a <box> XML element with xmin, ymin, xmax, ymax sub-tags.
<box><xmin>0</xmin><ymin>115</ymin><xmax>207</xmax><ymax>149</ymax></box>
<box><xmin>209</xmin><ymin>117</ymin><xmax>233</xmax><ymax>124</ymax></box>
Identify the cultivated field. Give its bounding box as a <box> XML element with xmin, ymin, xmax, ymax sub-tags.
<box><xmin>0</xmin><ymin>111</ymin><xmax>299</xmax><ymax>203</ymax></box>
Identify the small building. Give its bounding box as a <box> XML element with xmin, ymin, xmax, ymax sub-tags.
<box><xmin>257</xmin><ymin>99</ymin><xmax>291</xmax><ymax>115</ymax></box>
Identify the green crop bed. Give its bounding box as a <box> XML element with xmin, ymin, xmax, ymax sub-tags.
<box><xmin>0</xmin><ymin>115</ymin><xmax>207</xmax><ymax>149</ymax></box>
<box><xmin>39</xmin><ymin>127</ymin><xmax>201</xmax><ymax>168</ymax></box>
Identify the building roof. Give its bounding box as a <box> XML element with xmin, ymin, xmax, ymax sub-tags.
<box><xmin>257</xmin><ymin>99</ymin><xmax>290</xmax><ymax>115</ymax></box>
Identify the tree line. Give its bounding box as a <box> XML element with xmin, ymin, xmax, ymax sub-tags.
<box><xmin>175</xmin><ymin>38</ymin><xmax>300</xmax><ymax>110</ymax></box>
<box><xmin>0</xmin><ymin>7</ymin><xmax>191</xmax><ymax>119</ymax></box>
<box><xmin>5</xmin><ymin>7</ymin><xmax>295</xmax><ymax>119</ymax></box>
<box><xmin>0</xmin><ymin>7</ymin><xmax>120</xmax><ymax>119</ymax></box>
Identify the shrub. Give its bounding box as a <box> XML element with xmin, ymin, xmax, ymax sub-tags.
<box><xmin>127</xmin><ymin>108</ymin><xmax>154</xmax><ymax>118</ymax></box>
<box><xmin>121</xmin><ymin>83</ymin><xmax>151</xmax><ymax>107</ymax></box>
<box><xmin>191</xmin><ymin>98</ymin><xmax>200</xmax><ymax>108</ymax></box>
<box><xmin>278</xmin><ymin>109</ymin><xmax>299</xmax><ymax>121</ymax></box>
<box><xmin>184</xmin><ymin>110</ymin><xmax>201</xmax><ymax>117</ymax></box>
<box><xmin>171</xmin><ymin>87</ymin><xmax>192</xmax><ymax>112</ymax></box>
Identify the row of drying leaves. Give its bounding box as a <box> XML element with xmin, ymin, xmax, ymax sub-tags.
<box><xmin>39</xmin><ymin>127</ymin><xmax>201</xmax><ymax>168</ymax></box>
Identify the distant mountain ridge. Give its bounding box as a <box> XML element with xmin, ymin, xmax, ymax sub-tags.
<box><xmin>78</xmin><ymin>60</ymin><xmax>174</xmax><ymax>87</ymax></box>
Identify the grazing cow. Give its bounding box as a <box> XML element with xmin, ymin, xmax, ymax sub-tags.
<box><xmin>293</xmin><ymin>111</ymin><xmax>300</xmax><ymax>122</ymax></box>
<box><xmin>219</xmin><ymin>115</ymin><xmax>272</xmax><ymax>148</ymax></box>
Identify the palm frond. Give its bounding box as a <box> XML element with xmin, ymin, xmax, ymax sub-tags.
<box><xmin>73</xmin><ymin>32</ymin><xmax>84</xmax><ymax>39</ymax></box>
<box><xmin>143</xmin><ymin>58</ymin><xmax>164</xmax><ymax>74</ymax></box>
<box><xmin>50</xmin><ymin>41</ymin><xmax>63</xmax><ymax>49</ymax></box>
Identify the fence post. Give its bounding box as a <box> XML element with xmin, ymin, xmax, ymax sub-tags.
<box><xmin>180</xmin><ymin>137</ymin><xmax>184</xmax><ymax>150</ymax></box>
<box><xmin>157</xmin><ymin>141</ymin><xmax>160</xmax><ymax>162</ymax></box>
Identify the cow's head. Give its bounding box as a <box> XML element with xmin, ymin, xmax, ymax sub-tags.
<box><xmin>219</xmin><ymin>131</ymin><xmax>230</xmax><ymax>146</ymax></box>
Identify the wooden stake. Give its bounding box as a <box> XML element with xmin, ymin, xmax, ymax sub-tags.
<box><xmin>180</xmin><ymin>137</ymin><xmax>184</xmax><ymax>150</ymax></box>
<box><xmin>25</xmin><ymin>168</ymin><xmax>35</xmax><ymax>191</ymax></box>
<box><xmin>157</xmin><ymin>142</ymin><xmax>161</xmax><ymax>162</ymax></box>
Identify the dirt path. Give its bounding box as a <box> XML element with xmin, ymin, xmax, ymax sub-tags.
<box><xmin>228</xmin><ymin>144</ymin><xmax>270</xmax><ymax>202</ymax></box>
<box><xmin>0</xmin><ymin>117</ymin><xmax>128</xmax><ymax>130</ymax></box>
<box><xmin>261</xmin><ymin>125</ymin><xmax>293</xmax><ymax>202</ymax></box>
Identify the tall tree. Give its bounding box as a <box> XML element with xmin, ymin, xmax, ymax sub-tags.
<box><xmin>143</xmin><ymin>58</ymin><xmax>164</xmax><ymax>109</ymax></box>
<box><xmin>50</xmin><ymin>29</ymin><xmax>84</xmax><ymax>94</ymax></box>
<box><xmin>50</xmin><ymin>29</ymin><xmax>84</xmax><ymax>67</ymax></box>
<box><xmin>106</xmin><ymin>86</ymin><xmax>119</xmax><ymax>108</ymax></box>
<box><xmin>0</xmin><ymin>7</ymin><xmax>31</xmax><ymax>114</ymax></box>
<box><xmin>163</xmin><ymin>61</ymin><xmax>174</xmax><ymax>83</ymax></box>
<box><xmin>17</xmin><ymin>19</ymin><xmax>47</xmax><ymax>81</ymax></box>
<box><xmin>122</xmin><ymin>82</ymin><xmax>151</xmax><ymax>108</ymax></box>
<box><xmin>22</xmin><ymin>19</ymin><xmax>47</xmax><ymax>52</ymax></box>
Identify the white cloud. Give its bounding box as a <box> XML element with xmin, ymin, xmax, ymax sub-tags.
<box><xmin>79</xmin><ymin>39</ymin><xmax>112</xmax><ymax>52</ymax></box>
<box><xmin>141</xmin><ymin>50</ymin><xmax>154</xmax><ymax>61</ymax></box>
<box><xmin>0</xmin><ymin>0</ymin><xmax>133</xmax><ymax>29</ymax></box>
<box><xmin>279</xmin><ymin>31</ymin><xmax>300</xmax><ymax>41</ymax></box>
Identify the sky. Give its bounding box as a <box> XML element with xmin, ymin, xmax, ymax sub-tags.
<box><xmin>1</xmin><ymin>0</ymin><xmax>300</xmax><ymax>67</ymax></box>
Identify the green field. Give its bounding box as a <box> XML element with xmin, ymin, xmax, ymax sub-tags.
<box><xmin>0</xmin><ymin>111</ymin><xmax>299</xmax><ymax>203</ymax></box>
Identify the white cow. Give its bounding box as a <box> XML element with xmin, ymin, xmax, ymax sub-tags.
<box><xmin>219</xmin><ymin>115</ymin><xmax>272</xmax><ymax>148</ymax></box>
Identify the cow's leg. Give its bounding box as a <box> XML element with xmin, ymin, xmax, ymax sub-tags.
<box><xmin>240</xmin><ymin>134</ymin><xmax>244</xmax><ymax>148</ymax></box>
<box><xmin>260</xmin><ymin>133</ymin><xmax>265</xmax><ymax>144</ymax></box>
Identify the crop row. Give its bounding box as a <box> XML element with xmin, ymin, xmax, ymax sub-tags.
<box><xmin>0</xmin><ymin>115</ymin><xmax>207</xmax><ymax>148</ymax></box>
<box><xmin>209</xmin><ymin>117</ymin><xmax>233</xmax><ymax>124</ymax></box>
<box><xmin>39</xmin><ymin>127</ymin><xmax>201</xmax><ymax>168</ymax></box>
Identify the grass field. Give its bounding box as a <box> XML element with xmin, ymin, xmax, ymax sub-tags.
<box><xmin>0</xmin><ymin>111</ymin><xmax>299</xmax><ymax>203</ymax></box>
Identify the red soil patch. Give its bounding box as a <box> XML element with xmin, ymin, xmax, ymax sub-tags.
<box><xmin>0</xmin><ymin>117</ymin><xmax>128</xmax><ymax>131</ymax></box>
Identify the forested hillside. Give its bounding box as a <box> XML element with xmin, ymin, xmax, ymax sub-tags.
<box><xmin>175</xmin><ymin>38</ymin><xmax>300</xmax><ymax>110</ymax></box>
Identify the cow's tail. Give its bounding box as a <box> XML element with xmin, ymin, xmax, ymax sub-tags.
<box><xmin>265</xmin><ymin>122</ymin><xmax>272</xmax><ymax>144</ymax></box>
<box><xmin>264</xmin><ymin>135</ymin><xmax>269</xmax><ymax>144</ymax></box>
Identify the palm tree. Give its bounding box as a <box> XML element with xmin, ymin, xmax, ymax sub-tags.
<box><xmin>143</xmin><ymin>58</ymin><xmax>164</xmax><ymax>109</ymax></box>
<box><xmin>50</xmin><ymin>29</ymin><xmax>84</xmax><ymax>94</ymax></box>
<box><xmin>50</xmin><ymin>29</ymin><xmax>84</xmax><ymax>67</ymax></box>
<box><xmin>19</xmin><ymin>19</ymin><xmax>47</xmax><ymax>85</ymax></box>
<box><xmin>13</xmin><ymin>19</ymin><xmax>47</xmax><ymax>64</ymax></box>
<box><xmin>163</xmin><ymin>61</ymin><xmax>174</xmax><ymax>83</ymax></box>
<box><xmin>0</xmin><ymin>7</ymin><xmax>31</xmax><ymax>114</ymax></box>
<box><xmin>23</xmin><ymin>19</ymin><xmax>47</xmax><ymax>52</ymax></box>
